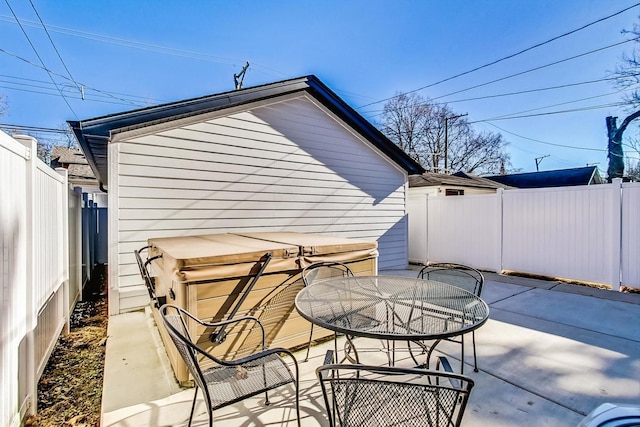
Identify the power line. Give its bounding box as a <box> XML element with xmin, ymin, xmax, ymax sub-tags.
<box><xmin>363</xmin><ymin>36</ymin><xmax>638</xmax><ymax>120</ymax></box>
<box><xmin>0</xmin><ymin>123</ymin><xmax>71</xmax><ymax>134</ymax></box>
<box><xmin>445</xmin><ymin>75</ymin><xmax>640</xmax><ymax>105</ymax></box>
<box><xmin>0</xmin><ymin>14</ymin><xmax>290</xmax><ymax>80</ymax></box>
<box><xmin>0</xmin><ymin>47</ymin><xmax>145</xmax><ymax>106</ymax></box>
<box><xmin>4</xmin><ymin>0</ymin><xmax>78</xmax><ymax>118</ymax></box>
<box><xmin>0</xmin><ymin>84</ymin><xmax>148</xmax><ymax>107</ymax></box>
<box><xmin>360</xmin><ymin>75</ymin><xmax>638</xmax><ymax>115</ymax></box>
<box><xmin>27</xmin><ymin>0</ymin><xmax>81</xmax><ymax>95</ymax></box>
<box><xmin>358</xmin><ymin>3</ymin><xmax>640</xmax><ymax>109</ymax></box>
<box><xmin>478</xmin><ymin>88</ymin><xmax>631</xmax><ymax>122</ymax></box>
<box><xmin>0</xmin><ymin>73</ymin><xmax>167</xmax><ymax>104</ymax></box>
<box><xmin>429</xmin><ymin>38</ymin><xmax>638</xmax><ymax>102</ymax></box>
<box><xmin>487</xmin><ymin>122</ymin><xmax>640</xmax><ymax>161</ymax></box>
<box><xmin>471</xmin><ymin>102</ymin><xmax>629</xmax><ymax>123</ymax></box>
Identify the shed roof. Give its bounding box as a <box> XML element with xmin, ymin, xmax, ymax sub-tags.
<box><xmin>68</xmin><ymin>75</ymin><xmax>424</xmax><ymax>188</ymax></box>
<box><xmin>51</xmin><ymin>146</ymin><xmax>88</xmax><ymax>165</ymax></box>
<box><xmin>485</xmin><ymin>166</ymin><xmax>603</xmax><ymax>189</ymax></box>
<box><xmin>409</xmin><ymin>172</ymin><xmax>510</xmax><ymax>190</ymax></box>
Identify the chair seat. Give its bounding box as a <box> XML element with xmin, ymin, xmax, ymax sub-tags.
<box><xmin>203</xmin><ymin>353</ymin><xmax>295</xmax><ymax>410</ymax></box>
<box><xmin>158</xmin><ymin>304</ymin><xmax>300</xmax><ymax>426</ymax></box>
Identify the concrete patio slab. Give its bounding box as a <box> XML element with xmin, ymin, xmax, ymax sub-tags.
<box><xmin>101</xmin><ymin>270</ymin><xmax>640</xmax><ymax>427</ymax></box>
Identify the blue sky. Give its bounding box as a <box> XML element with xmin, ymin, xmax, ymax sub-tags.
<box><xmin>0</xmin><ymin>0</ymin><xmax>638</xmax><ymax>175</ymax></box>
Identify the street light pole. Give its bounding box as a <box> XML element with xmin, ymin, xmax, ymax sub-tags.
<box><xmin>444</xmin><ymin>113</ymin><xmax>467</xmax><ymax>173</ymax></box>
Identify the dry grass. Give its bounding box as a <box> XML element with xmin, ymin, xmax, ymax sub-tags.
<box><xmin>25</xmin><ymin>265</ymin><xmax>108</xmax><ymax>427</ymax></box>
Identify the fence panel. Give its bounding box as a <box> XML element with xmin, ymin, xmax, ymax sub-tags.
<box><xmin>407</xmin><ymin>194</ymin><xmax>428</xmax><ymax>264</ymax></box>
<box><xmin>33</xmin><ymin>161</ymin><xmax>66</xmax><ymax>312</ymax></box>
<box><xmin>1</xmin><ymin>132</ymin><xmax>29</xmax><ymax>427</ymax></box>
<box><xmin>408</xmin><ymin>180</ymin><xmax>639</xmax><ymax>290</ymax></box>
<box><xmin>68</xmin><ymin>188</ymin><xmax>83</xmax><ymax>307</ymax></box>
<box><xmin>426</xmin><ymin>192</ymin><xmax>502</xmax><ymax>272</ymax></box>
<box><xmin>502</xmin><ymin>184</ymin><xmax>619</xmax><ymax>286</ymax></box>
<box><xmin>0</xmin><ymin>132</ymin><xmax>78</xmax><ymax>425</ymax></box>
<box><xmin>622</xmin><ymin>182</ymin><xmax>640</xmax><ymax>288</ymax></box>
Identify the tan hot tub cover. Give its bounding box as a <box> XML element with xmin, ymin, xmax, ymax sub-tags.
<box><xmin>146</xmin><ymin>231</ymin><xmax>378</xmax><ymax>383</ymax></box>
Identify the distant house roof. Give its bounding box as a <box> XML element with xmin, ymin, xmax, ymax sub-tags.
<box><xmin>50</xmin><ymin>146</ymin><xmax>97</xmax><ymax>181</ymax></box>
<box><xmin>51</xmin><ymin>146</ymin><xmax>87</xmax><ymax>165</ymax></box>
<box><xmin>485</xmin><ymin>166</ymin><xmax>603</xmax><ymax>189</ymax></box>
<box><xmin>410</xmin><ymin>172</ymin><xmax>510</xmax><ymax>190</ymax></box>
<box><xmin>68</xmin><ymin>75</ymin><xmax>424</xmax><ymax>188</ymax></box>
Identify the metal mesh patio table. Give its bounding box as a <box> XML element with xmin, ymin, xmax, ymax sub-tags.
<box><xmin>295</xmin><ymin>275</ymin><xmax>490</xmax><ymax>366</ymax></box>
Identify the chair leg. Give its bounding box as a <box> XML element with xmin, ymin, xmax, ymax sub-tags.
<box><xmin>188</xmin><ymin>386</ymin><xmax>199</xmax><ymax>427</ymax></box>
<box><xmin>472</xmin><ymin>331</ymin><xmax>479</xmax><ymax>372</ymax></box>
<box><xmin>460</xmin><ymin>335</ymin><xmax>465</xmax><ymax>375</ymax></box>
<box><xmin>293</xmin><ymin>361</ymin><xmax>301</xmax><ymax>427</ymax></box>
<box><xmin>304</xmin><ymin>324</ymin><xmax>314</xmax><ymax>362</ymax></box>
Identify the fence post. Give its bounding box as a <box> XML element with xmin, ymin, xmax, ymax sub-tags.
<box><xmin>56</xmin><ymin>168</ymin><xmax>71</xmax><ymax>335</ymax></box>
<box><xmin>423</xmin><ymin>193</ymin><xmax>429</xmax><ymax>264</ymax></box>
<box><xmin>14</xmin><ymin>135</ymin><xmax>37</xmax><ymax>416</ymax></box>
<box><xmin>82</xmin><ymin>193</ymin><xmax>91</xmax><ymax>284</ymax></box>
<box><xmin>496</xmin><ymin>188</ymin><xmax>504</xmax><ymax>274</ymax></box>
<box><xmin>611</xmin><ymin>178</ymin><xmax>623</xmax><ymax>291</ymax></box>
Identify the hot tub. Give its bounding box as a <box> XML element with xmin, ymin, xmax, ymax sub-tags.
<box><xmin>143</xmin><ymin>232</ymin><xmax>378</xmax><ymax>383</ymax></box>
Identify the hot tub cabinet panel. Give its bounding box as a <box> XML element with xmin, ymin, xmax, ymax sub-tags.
<box><xmin>146</xmin><ymin>232</ymin><xmax>377</xmax><ymax>383</ymax></box>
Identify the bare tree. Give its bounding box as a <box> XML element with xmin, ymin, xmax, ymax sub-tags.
<box><xmin>0</xmin><ymin>93</ymin><xmax>7</xmax><ymax>116</ymax></box>
<box><xmin>607</xmin><ymin>18</ymin><xmax>640</xmax><ymax>181</ymax></box>
<box><xmin>380</xmin><ymin>92</ymin><xmax>509</xmax><ymax>175</ymax></box>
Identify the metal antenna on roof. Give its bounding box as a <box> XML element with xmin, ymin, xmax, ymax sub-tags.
<box><xmin>534</xmin><ymin>155</ymin><xmax>549</xmax><ymax>171</ymax></box>
<box><xmin>234</xmin><ymin>62</ymin><xmax>250</xmax><ymax>90</ymax></box>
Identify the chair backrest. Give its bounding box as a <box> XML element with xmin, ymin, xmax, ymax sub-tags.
<box><xmin>317</xmin><ymin>364</ymin><xmax>474</xmax><ymax>427</ymax></box>
<box><xmin>418</xmin><ymin>263</ymin><xmax>484</xmax><ymax>296</ymax></box>
<box><xmin>159</xmin><ymin>304</ymin><xmax>209</xmax><ymax>391</ymax></box>
<box><xmin>302</xmin><ymin>261</ymin><xmax>355</xmax><ymax>287</ymax></box>
<box><xmin>134</xmin><ymin>246</ymin><xmax>165</xmax><ymax>307</ymax></box>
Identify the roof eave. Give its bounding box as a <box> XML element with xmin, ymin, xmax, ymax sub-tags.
<box><xmin>70</xmin><ymin>75</ymin><xmax>425</xmax><ymax>185</ymax></box>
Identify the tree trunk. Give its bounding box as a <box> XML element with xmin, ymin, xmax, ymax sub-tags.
<box><xmin>607</xmin><ymin>109</ymin><xmax>640</xmax><ymax>182</ymax></box>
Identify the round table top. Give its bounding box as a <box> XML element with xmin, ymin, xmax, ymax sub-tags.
<box><xmin>295</xmin><ymin>275</ymin><xmax>490</xmax><ymax>341</ymax></box>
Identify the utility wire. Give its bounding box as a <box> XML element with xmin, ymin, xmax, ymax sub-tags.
<box><xmin>0</xmin><ymin>123</ymin><xmax>71</xmax><ymax>134</ymax></box>
<box><xmin>478</xmin><ymin>88</ymin><xmax>632</xmax><ymax>122</ymax></box>
<box><xmin>0</xmin><ymin>73</ymin><xmax>167</xmax><ymax>103</ymax></box>
<box><xmin>488</xmin><ymin>122</ymin><xmax>640</xmax><ymax>161</ymax></box>
<box><xmin>0</xmin><ymin>14</ymin><xmax>290</xmax><ymax>79</ymax></box>
<box><xmin>0</xmin><ymin>84</ymin><xmax>149</xmax><ymax>107</ymax></box>
<box><xmin>364</xmin><ymin>38</ymin><xmax>638</xmax><ymax>120</ymax></box>
<box><xmin>26</xmin><ymin>0</ymin><xmax>81</xmax><ymax>94</ymax></box>
<box><xmin>486</xmin><ymin>122</ymin><xmax>608</xmax><ymax>152</ymax></box>
<box><xmin>429</xmin><ymin>38</ymin><xmax>638</xmax><ymax>102</ymax></box>
<box><xmin>360</xmin><ymin>75</ymin><xmax>639</xmax><ymax>115</ymax></box>
<box><xmin>0</xmin><ymin>47</ymin><xmax>145</xmax><ymax>106</ymax></box>
<box><xmin>4</xmin><ymin>0</ymin><xmax>78</xmax><ymax>117</ymax></box>
<box><xmin>470</xmin><ymin>102</ymin><xmax>628</xmax><ymax>123</ymax></box>
<box><xmin>358</xmin><ymin>2</ymin><xmax>640</xmax><ymax>109</ymax></box>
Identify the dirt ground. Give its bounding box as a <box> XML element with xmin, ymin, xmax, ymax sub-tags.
<box><xmin>25</xmin><ymin>264</ymin><xmax>108</xmax><ymax>427</ymax></box>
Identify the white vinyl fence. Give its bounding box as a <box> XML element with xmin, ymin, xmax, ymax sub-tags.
<box><xmin>408</xmin><ymin>179</ymin><xmax>640</xmax><ymax>291</ymax></box>
<box><xmin>1</xmin><ymin>132</ymin><xmax>82</xmax><ymax>427</ymax></box>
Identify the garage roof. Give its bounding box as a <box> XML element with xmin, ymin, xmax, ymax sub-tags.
<box><xmin>68</xmin><ymin>75</ymin><xmax>424</xmax><ymax>188</ymax></box>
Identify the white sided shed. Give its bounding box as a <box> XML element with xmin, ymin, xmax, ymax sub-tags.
<box><xmin>70</xmin><ymin>75</ymin><xmax>424</xmax><ymax>314</ymax></box>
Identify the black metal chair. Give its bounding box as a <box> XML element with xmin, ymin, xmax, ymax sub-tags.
<box><xmin>301</xmin><ymin>261</ymin><xmax>355</xmax><ymax>362</ymax></box>
<box><xmin>316</xmin><ymin>350</ymin><xmax>474</xmax><ymax>427</ymax></box>
<box><xmin>414</xmin><ymin>263</ymin><xmax>485</xmax><ymax>373</ymax></box>
<box><xmin>159</xmin><ymin>304</ymin><xmax>300</xmax><ymax>427</ymax></box>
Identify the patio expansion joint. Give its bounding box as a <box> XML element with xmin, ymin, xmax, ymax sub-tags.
<box><xmin>488</xmin><ymin>285</ymin><xmax>536</xmax><ymax>306</ymax></box>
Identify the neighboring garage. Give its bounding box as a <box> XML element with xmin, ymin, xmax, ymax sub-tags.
<box><xmin>70</xmin><ymin>75</ymin><xmax>424</xmax><ymax>314</ymax></box>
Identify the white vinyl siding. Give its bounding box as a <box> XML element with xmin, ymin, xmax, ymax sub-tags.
<box><xmin>112</xmin><ymin>95</ymin><xmax>408</xmax><ymax>312</ymax></box>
